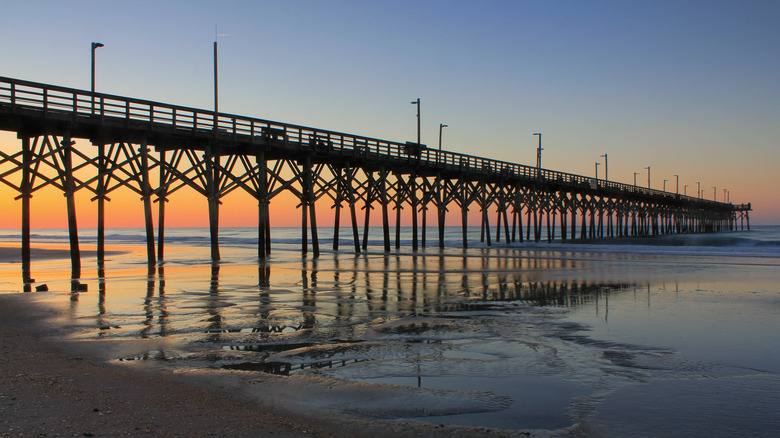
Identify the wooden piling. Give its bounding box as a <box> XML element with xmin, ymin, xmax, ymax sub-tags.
<box><xmin>157</xmin><ymin>150</ymin><xmax>167</xmax><ymax>261</ymax></box>
<box><xmin>348</xmin><ymin>174</ymin><xmax>360</xmax><ymax>253</ymax></box>
<box><xmin>378</xmin><ymin>169</ymin><xmax>391</xmax><ymax>252</ymax></box>
<box><xmin>62</xmin><ymin>136</ymin><xmax>81</xmax><ymax>276</ymax></box>
<box><xmin>332</xmin><ymin>167</ymin><xmax>342</xmax><ymax>251</ymax></box>
<box><xmin>96</xmin><ymin>143</ymin><xmax>106</xmax><ymax>263</ymax></box>
<box><xmin>257</xmin><ymin>152</ymin><xmax>269</xmax><ymax>259</ymax></box>
<box><xmin>362</xmin><ymin>171</ymin><xmax>374</xmax><ymax>251</ymax></box>
<box><xmin>20</xmin><ymin>136</ymin><xmax>31</xmax><ymax>282</ymax></box>
<box><xmin>140</xmin><ymin>141</ymin><xmax>156</xmax><ymax>265</ymax></box>
<box><xmin>205</xmin><ymin>148</ymin><xmax>221</xmax><ymax>261</ymax></box>
<box><xmin>411</xmin><ymin>173</ymin><xmax>419</xmax><ymax>252</ymax></box>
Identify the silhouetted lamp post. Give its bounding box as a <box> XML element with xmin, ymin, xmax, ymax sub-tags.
<box><xmin>91</xmin><ymin>42</ymin><xmax>104</xmax><ymax>113</ymax></box>
<box><xmin>697</xmin><ymin>181</ymin><xmax>701</xmax><ymax>198</ymax></box>
<box><xmin>214</xmin><ymin>40</ymin><xmax>219</xmax><ymax>119</ymax></box>
<box><xmin>411</xmin><ymin>98</ymin><xmax>420</xmax><ymax>145</ymax></box>
<box><xmin>213</xmin><ymin>29</ymin><xmax>230</xmax><ymax>127</ymax></box>
<box><xmin>663</xmin><ymin>179</ymin><xmax>668</xmax><ymax>192</ymax></box>
<box><xmin>645</xmin><ymin>166</ymin><xmax>651</xmax><ymax>189</ymax></box>
<box><xmin>595</xmin><ymin>162</ymin><xmax>600</xmax><ymax>180</ymax></box>
<box><xmin>675</xmin><ymin>174</ymin><xmax>679</xmax><ymax>194</ymax></box>
<box><xmin>533</xmin><ymin>133</ymin><xmax>542</xmax><ymax>169</ymax></box>
<box><xmin>601</xmin><ymin>153</ymin><xmax>608</xmax><ymax>181</ymax></box>
<box><xmin>438</xmin><ymin>123</ymin><xmax>447</xmax><ymax>163</ymax></box>
<box><xmin>713</xmin><ymin>186</ymin><xmax>717</xmax><ymax>201</ymax></box>
<box><xmin>634</xmin><ymin>172</ymin><xmax>638</xmax><ymax>187</ymax></box>
<box><xmin>684</xmin><ymin>184</ymin><xmax>688</xmax><ymax>196</ymax></box>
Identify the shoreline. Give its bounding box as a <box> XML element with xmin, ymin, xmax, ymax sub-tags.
<box><xmin>0</xmin><ymin>293</ymin><xmax>545</xmax><ymax>437</ymax></box>
<box><xmin>0</xmin><ymin>246</ymin><xmax>129</xmax><ymax>264</ymax></box>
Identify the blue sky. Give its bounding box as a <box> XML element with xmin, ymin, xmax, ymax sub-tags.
<box><xmin>2</xmin><ymin>0</ymin><xmax>779</xmax><ymax>222</ymax></box>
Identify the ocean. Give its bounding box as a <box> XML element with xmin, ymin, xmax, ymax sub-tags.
<box><xmin>1</xmin><ymin>225</ymin><xmax>779</xmax><ymax>436</ymax></box>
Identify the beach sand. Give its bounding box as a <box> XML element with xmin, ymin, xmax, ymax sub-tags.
<box><xmin>0</xmin><ymin>247</ymin><xmax>541</xmax><ymax>438</ymax></box>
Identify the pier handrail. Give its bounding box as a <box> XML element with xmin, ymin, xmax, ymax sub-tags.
<box><xmin>0</xmin><ymin>75</ymin><xmax>739</xmax><ymax>209</ymax></box>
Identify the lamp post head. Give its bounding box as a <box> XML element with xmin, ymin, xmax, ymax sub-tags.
<box><xmin>92</xmin><ymin>42</ymin><xmax>104</xmax><ymax>49</ymax></box>
<box><xmin>411</xmin><ymin>99</ymin><xmax>419</xmax><ymax>105</ymax></box>
<box><xmin>441</xmin><ymin>124</ymin><xmax>448</xmax><ymax>128</ymax></box>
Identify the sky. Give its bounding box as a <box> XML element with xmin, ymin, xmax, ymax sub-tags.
<box><xmin>1</xmin><ymin>0</ymin><xmax>779</xmax><ymax>228</ymax></box>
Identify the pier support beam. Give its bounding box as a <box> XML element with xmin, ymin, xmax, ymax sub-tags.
<box><xmin>301</xmin><ymin>155</ymin><xmax>319</xmax><ymax>258</ymax></box>
<box><xmin>257</xmin><ymin>152</ymin><xmax>271</xmax><ymax>259</ymax></box>
<box><xmin>362</xmin><ymin>171</ymin><xmax>375</xmax><ymax>251</ymax></box>
<box><xmin>411</xmin><ymin>173</ymin><xmax>419</xmax><ymax>252</ymax></box>
<box><xmin>20</xmin><ymin>137</ymin><xmax>32</xmax><ymax>285</ymax></box>
<box><xmin>62</xmin><ymin>136</ymin><xmax>81</xmax><ymax>278</ymax></box>
<box><xmin>140</xmin><ymin>140</ymin><xmax>156</xmax><ymax>265</ymax></box>
<box><xmin>205</xmin><ymin>147</ymin><xmax>220</xmax><ymax>261</ymax></box>
<box><xmin>157</xmin><ymin>150</ymin><xmax>167</xmax><ymax>262</ymax></box>
<box><xmin>96</xmin><ymin>143</ymin><xmax>106</xmax><ymax>264</ymax></box>
<box><xmin>332</xmin><ymin>167</ymin><xmax>343</xmax><ymax>251</ymax></box>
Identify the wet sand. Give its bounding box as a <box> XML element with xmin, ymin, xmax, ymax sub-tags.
<box><xmin>0</xmin><ymin>271</ymin><xmax>541</xmax><ymax>437</ymax></box>
<box><xmin>0</xmin><ymin>246</ymin><xmax>111</xmax><ymax>264</ymax></box>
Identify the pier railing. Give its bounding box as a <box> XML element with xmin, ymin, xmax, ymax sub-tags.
<box><xmin>0</xmin><ymin>76</ymin><xmax>732</xmax><ymax>208</ymax></box>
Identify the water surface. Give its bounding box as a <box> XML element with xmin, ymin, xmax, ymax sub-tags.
<box><xmin>1</xmin><ymin>226</ymin><xmax>779</xmax><ymax>436</ymax></box>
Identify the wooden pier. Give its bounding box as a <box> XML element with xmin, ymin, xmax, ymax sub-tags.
<box><xmin>0</xmin><ymin>76</ymin><xmax>751</xmax><ymax>275</ymax></box>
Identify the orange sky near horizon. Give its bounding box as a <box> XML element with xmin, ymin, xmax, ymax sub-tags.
<box><xmin>0</xmin><ymin>132</ymin><xmax>490</xmax><ymax>230</ymax></box>
<box><xmin>0</xmin><ymin>131</ymin><xmax>776</xmax><ymax>230</ymax></box>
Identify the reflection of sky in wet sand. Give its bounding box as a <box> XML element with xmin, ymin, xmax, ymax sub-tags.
<box><xmin>2</xmin><ymin>228</ymin><xmax>780</xmax><ymax>435</ymax></box>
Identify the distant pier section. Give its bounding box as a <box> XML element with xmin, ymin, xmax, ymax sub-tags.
<box><xmin>0</xmin><ymin>75</ymin><xmax>751</xmax><ymax>274</ymax></box>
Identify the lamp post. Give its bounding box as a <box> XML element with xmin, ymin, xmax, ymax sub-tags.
<box><xmin>91</xmin><ymin>42</ymin><xmax>104</xmax><ymax>114</ymax></box>
<box><xmin>595</xmin><ymin>162</ymin><xmax>600</xmax><ymax>180</ymax></box>
<box><xmin>663</xmin><ymin>179</ymin><xmax>668</xmax><ymax>192</ymax></box>
<box><xmin>713</xmin><ymin>186</ymin><xmax>717</xmax><ymax>202</ymax></box>
<box><xmin>675</xmin><ymin>174</ymin><xmax>679</xmax><ymax>194</ymax></box>
<box><xmin>214</xmin><ymin>40</ymin><xmax>219</xmax><ymax>119</ymax></box>
<box><xmin>697</xmin><ymin>181</ymin><xmax>701</xmax><ymax>198</ymax></box>
<box><xmin>213</xmin><ymin>28</ymin><xmax>230</xmax><ymax>127</ymax></box>
<box><xmin>438</xmin><ymin>123</ymin><xmax>447</xmax><ymax>163</ymax></box>
<box><xmin>411</xmin><ymin>98</ymin><xmax>421</xmax><ymax>145</ymax></box>
<box><xmin>600</xmin><ymin>153</ymin><xmax>608</xmax><ymax>182</ymax></box>
<box><xmin>645</xmin><ymin>166</ymin><xmax>651</xmax><ymax>189</ymax></box>
<box><xmin>684</xmin><ymin>184</ymin><xmax>688</xmax><ymax>196</ymax></box>
<box><xmin>533</xmin><ymin>133</ymin><xmax>542</xmax><ymax>168</ymax></box>
<box><xmin>723</xmin><ymin>188</ymin><xmax>727</xmax><ymax>203</ymax></box>
<box><xmin>634</xmin><ymin>172</ymin><xmax>639</xmax><ymax>187</ymax></box>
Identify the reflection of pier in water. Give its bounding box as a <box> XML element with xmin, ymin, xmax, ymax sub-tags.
<box><xmin>91</xmin><ymin>254</ymin><xmax>637</xmax><ymax>370</ymax></box>
<box><xmin>63</xmin><ymin>251</ymin><xmax>642</xmax><ymax>352</ymax></box>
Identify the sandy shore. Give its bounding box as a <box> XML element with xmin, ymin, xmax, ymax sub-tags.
<box><xmin>0</xmin><ymin>291</ymin><xmax>545</xmax><ymax>438</ymax></box>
